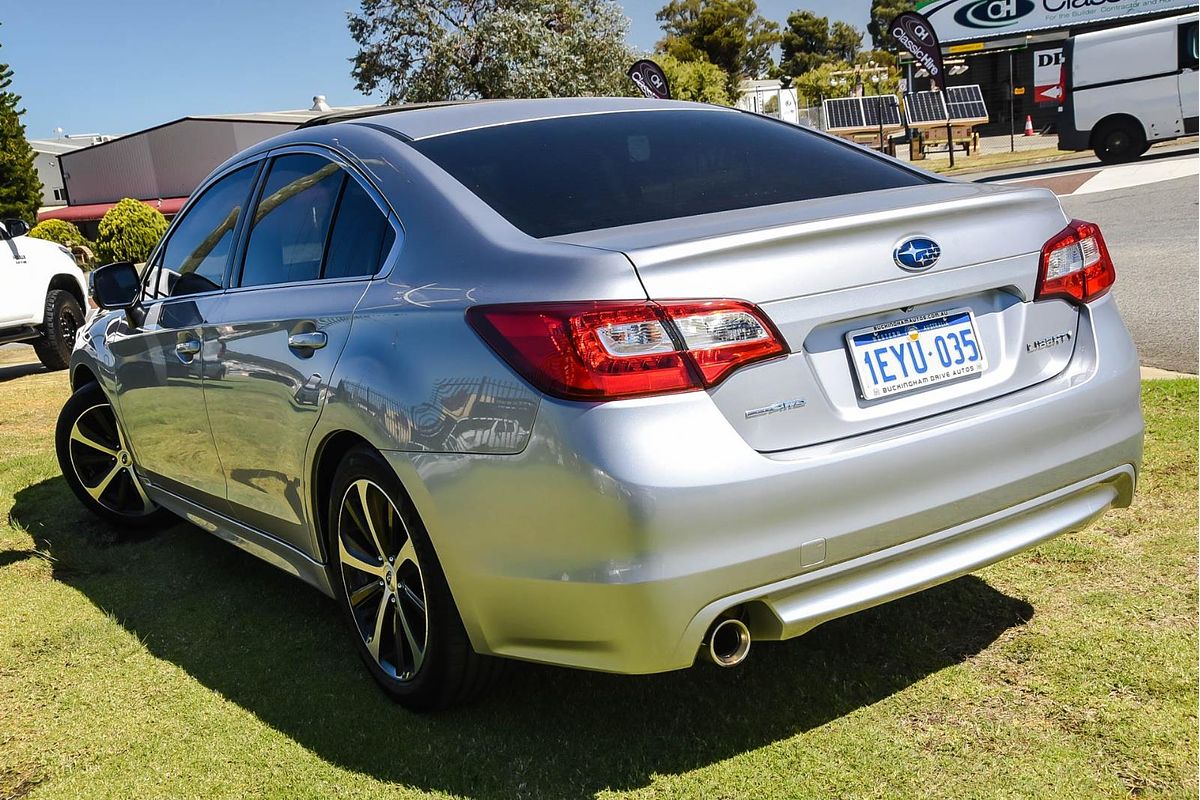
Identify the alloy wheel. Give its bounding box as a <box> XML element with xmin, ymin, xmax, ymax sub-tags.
<box><xmin>336</xmin><ymin>479</ymin><xmax>428</xmax><ymax>681</ymax></box>
<box><xmin>59</xmin><ymin>307</ymin><xmax>80</xmax><ymax>349</ymax></box>
<box><xmin>67</xmin><ymin>404</ymin><xmax>156</xmax><ymax>517</ymax></box>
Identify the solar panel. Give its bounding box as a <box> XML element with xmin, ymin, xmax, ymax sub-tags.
<box><xmin>945</xmin><ymin>84</ymin><xmax>989</xmax><ymax>123</ymax></box>
<box><xmin>823</xmin><ymin>97</ymin><xmax>866</xmax><ymax>132</ymax></box>
<box><xmin>904</xmin><ymin>91</ymin><xmax>949</xmax><ymax>126</ymax></box>
<box><xmin>862</xmin><ymin>95</ymin><xmax>903</xmax><ymax>129</ymax></box>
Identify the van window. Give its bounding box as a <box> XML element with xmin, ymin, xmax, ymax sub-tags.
<box><xmin>1181</xmin><ymin>21</ymin><xmax>1199</xmax><ymax>70</ymax></box>
<box><xmin>410</xmin><ymin>110</ymin><xmax>930</xmax><ymax>238</ymax></box>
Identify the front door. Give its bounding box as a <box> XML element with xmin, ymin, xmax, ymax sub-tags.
<box><xmin>111</xmin><ymin>162</ymin><xmax>260</xmax><ymax>509</ymax></box>
<box><xmin>0</xmin><ymin>226</ymin><xmax>35</xmax><ymax>327</ymax></box>
<box><xmin>202</xmin><ymin>150</ymin><xmax>398</xmax><ymax>553</ymax></box>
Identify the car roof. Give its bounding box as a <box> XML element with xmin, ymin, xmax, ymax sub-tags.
<box><xmin>320</xmin><ymin>97</ymin><xmax>736</xmax><ymax>141</ymax></box>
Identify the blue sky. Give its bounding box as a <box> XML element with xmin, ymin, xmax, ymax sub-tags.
<box><xmin>3</xmin><ymin>0</ymin><xmax>871</xmax><ymax>138</ymax></box>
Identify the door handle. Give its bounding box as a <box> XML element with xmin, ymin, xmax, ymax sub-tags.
<box><xmin>175</xmin><ymin>338</ymin><xmax>201</xmax><ymax>356</ymax></box>
<box><xmin>288</xmin><ymin>331</ymin><xmax>327</xmax><ymax>351</ymax></box>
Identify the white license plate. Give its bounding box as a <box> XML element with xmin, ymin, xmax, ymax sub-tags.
<box><xmin>846</xmin><ymin>308</ymin><xmax>988</xmax><ymax>400</ymax></box>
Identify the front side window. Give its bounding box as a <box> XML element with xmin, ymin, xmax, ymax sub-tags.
<box><xmin>145</xmin><ymin>164</ymin><xmax>257</xmax><ymax>300</ymax></box>
<box><xmin>239</xmin><ymin>154</ymin><xmax>342</xmax><ymax>288</ymax></box>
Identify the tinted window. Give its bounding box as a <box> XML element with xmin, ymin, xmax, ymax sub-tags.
<box><xmin>240</xmin><ymin>154</ymin><xmax>341</xmax><ymax>287</ymax></box>
<box><xmin>147</xmin><ymin>164</ymin><xmax>256</xmax><ymax>299</ymax></box>
<box><xmin>410</xmin><ymin>110</ymin><xmax>930</xmax><ymax>238</ymax></box>
<box><xmin>1181</xmin><ymin>21</ymin><xmax>1198</xmax><ymax>69</ymax></box>
<box><xmin>324</xmin><ymin>178</ymin><xmax>395</xmax><ymax>280</ymax></box>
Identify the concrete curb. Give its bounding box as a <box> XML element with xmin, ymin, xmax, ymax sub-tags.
<box><xmin>1140</xmin><ymin>366</ymin><xmax>1197</xmax><ymax>380</ymax></box>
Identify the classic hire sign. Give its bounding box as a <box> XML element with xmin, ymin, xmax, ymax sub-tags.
<box><xmin>916</xmin><ymin>0</ymin><xmax>1196</xmax><ymax>42</ymax></box>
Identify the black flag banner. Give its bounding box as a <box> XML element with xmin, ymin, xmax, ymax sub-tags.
<box><xmin>627</xmin><ymin>60</ymin><xmax>672</xmax><ymax>100</ymax></box>
<box><xmin>889</xmin><ymin>12</ymin><xmax>946</xmax><ymax>91</ymax></box>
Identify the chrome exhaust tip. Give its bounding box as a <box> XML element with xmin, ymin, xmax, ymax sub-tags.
<box><xmin>703</xmin><ymin>617</ymin><xmax>751</xmax><ymax>668</ymax></box>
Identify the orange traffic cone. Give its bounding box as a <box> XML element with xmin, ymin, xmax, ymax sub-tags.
<box><xmin>1024</xmin><ymin>115</ymin><xmax>1035</xmax><ymax>136</ymax></box>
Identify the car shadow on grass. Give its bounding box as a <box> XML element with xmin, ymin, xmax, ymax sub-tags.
<box><xmin>0</xmin><ymin>361</ymin><xmax>47</xmax><ymax>383</ymax></box>
<box><xmin>10</xmin><ymin>475</ymin><xmax>1034</xmax><ymax>799</ymax></box>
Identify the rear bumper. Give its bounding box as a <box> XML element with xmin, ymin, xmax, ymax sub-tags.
<box><xmin>386</xmin><ymin>294</ymin><xmax>1143</xmax><ymax>674</ymax></box>
<box><xmin>716</xmin><ymin>464</ymin><xmax>1133</xmax><ymax>645</ymax></box>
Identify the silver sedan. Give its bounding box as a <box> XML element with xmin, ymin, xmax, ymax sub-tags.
<box><xmin>59</xmin><ymin>98</ymin><xmax>1143</xmax><ymax>710</ymax></box>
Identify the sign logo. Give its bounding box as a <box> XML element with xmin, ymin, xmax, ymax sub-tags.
<box><xmin>894</xmin><ymin>237</ymin><xmax>942</xmax><ymax>271</ymax></box>
<box><xmin>627</xmin><ymin>60</ymin><xmax>672</xmax><ymax>100</ymax></box>
<box><xmin>889</xmin><ymin>11</ymin><xmax>947</xmax><ymax>90</ymax></box>
<box><xmin>953</xmin><ymin>0</ymin><xmax>1036</xmax><ymax>30</ymax></box>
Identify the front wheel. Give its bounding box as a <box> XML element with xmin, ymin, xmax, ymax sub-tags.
<box><xmin>55</xmin><ymin>381</ymin><xmax>172</xmax><ymax>531</ymax></box>
<box><xmin>326</xmin><ymin>445</ymin><xmax>507</xmax><ymax>711</ymax></box>
<box><xmin>33</xmin><ymin>289</ymin><xmax>83</xmax><ymax>371</ymax></box>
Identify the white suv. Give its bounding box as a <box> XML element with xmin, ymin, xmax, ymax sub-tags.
<box><xmin>0</xmin><ymin>219</ymin><xmax>88</xmax><ymax>370</ymax></box>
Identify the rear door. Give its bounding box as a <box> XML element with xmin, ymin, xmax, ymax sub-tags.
<box><xmin>201</xmin><ymin>148</ymin><xmax>399</xmax><ymax>553</ymax></box>
<box><xmin>110</xmin><ymin>162</ymin><xmax>260</xmax><ymax>508</ymax></box>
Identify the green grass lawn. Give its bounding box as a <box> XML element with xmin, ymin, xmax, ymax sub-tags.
<box><xmin>0</xmin><ymin>360</ymin><xmax>1195</xmax><ymax>799</ymax></box>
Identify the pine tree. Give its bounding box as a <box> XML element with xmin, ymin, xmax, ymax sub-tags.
<box><xmin>0</xmin><ymin>27</ymin><xmax>42</xmax><ymax>223</ymax></box>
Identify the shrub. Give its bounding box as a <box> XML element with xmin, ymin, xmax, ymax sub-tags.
<box><xmin>654</xmin><ymin>54</ymin><xmax>733</xmax><ymax>106</ymax></box>
<box><xmin>95</xmin><ymin>198</ymin><xmax>167</xmax><ymax>264</ymax></box>
<box><xmin>29</xmin><ymin>218</ymin><xmax>88</xmax><ymax>247</ymax></box>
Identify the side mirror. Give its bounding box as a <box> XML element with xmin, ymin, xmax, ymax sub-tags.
<box><xmin>3</xmin><ymin>219</ymin><xmax>30</xmax><ymax>238</ymax></box>
<box><xmin>90</xmin><ymin>261</ymin><xmax>142</xmax><ymax>311</ymax></box>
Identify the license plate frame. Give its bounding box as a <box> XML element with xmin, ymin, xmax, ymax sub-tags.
<box><xmin>845</xmin><ymin>308</ymin><xmax>988</xmax><ymax>401</ymax></box>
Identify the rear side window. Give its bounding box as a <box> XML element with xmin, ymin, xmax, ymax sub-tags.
<box><xmin>323</xmin><ymin>178</ymin><xmax>396</xmax><ymax>280</ymax></box>
<box><xmin>147</xmin><ymin>164</ymin><xmax>256</xmax><ymax>299</ymax></box>
<box><xmin>241</xmin><ymin>154</ymin><xmax>342</xmax><ymax>287</ymax></box>
<box><xmin>410</xmin><ymin>109</ymin><xmax>930</xmax><ymax>238</ymax></box>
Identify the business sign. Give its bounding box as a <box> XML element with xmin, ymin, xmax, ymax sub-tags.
<box><xmin>627</xmin><ymin>60</ymin><xmax>672</xmax><ymax>100</ymax></box>
<box><xmin>1033</xmin><ymin>47</ymin><xmax>1065</xmax><ymax>104</ymax></box>
<box><xmin>916</xmin><ymin>0</ymin><xmax>1196</xmax><ymax>42</ymax></box>
<box><xmin>890</xmin><ymin>11</ymin><xmax>949</xmax><ymax>90</ymax></box>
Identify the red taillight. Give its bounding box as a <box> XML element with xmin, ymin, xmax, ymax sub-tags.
<box><xmin>1036</xmin><ymin>219</ymin><xmax>1116</xmax><ymax>304</ymax></box>
<box><xmin>466</xmin><ymin>299</ymin><xmax>787</xmax><ymax>401</ymax></box>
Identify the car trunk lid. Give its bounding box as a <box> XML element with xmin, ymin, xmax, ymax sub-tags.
<box><xmin>551</xmin><ymin>182</ymin><xmax>1081</xmax><ymax>451</ymax></box>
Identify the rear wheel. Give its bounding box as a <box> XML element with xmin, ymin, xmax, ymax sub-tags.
<box><xmin>326</xmin><ymin>445</ymin><xmax>506</xmax><ymax>711</ymax></box>
<box><xmin>1093</xmin><ymin>118</ymin><xmax>1145</xmax><ymax>164</ymax></box>
<box><xmin>33</xmin><ymin>289</ymin><xmax>83</xmax><ymax>371</ymax></box>
<box><xmin>55</xmin><ymin>381</ymin><xmax>172</xmax><ymax>531</ymax></box>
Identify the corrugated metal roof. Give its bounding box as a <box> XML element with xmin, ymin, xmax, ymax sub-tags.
<box><xmin>29</xmin><ymin>138</ymin><xmax>99</xmax><ymax>156</ymax></box>
<box><xmin>38</xmin><ymin>196</ymin><xmax>188</xmax><ymax>223</ymax></box>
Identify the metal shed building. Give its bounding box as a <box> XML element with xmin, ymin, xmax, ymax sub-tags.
<box><xmin>40</xmin><ymin>101</ymin><xmax>370</xmax><ymax>233</ymax></box>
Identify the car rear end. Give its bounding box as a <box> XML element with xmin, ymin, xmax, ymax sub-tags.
<box><xmin>394</xmin><ymin>105</ymin><xmax>1143</xmax><ymax>674</ymax></box>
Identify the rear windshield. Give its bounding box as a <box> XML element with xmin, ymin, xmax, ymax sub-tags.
<box><xmin>409</xmin><ymin>109</ymin><xmax>930</xmax><ymax>238</ymax></box>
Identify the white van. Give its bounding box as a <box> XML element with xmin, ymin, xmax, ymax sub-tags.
<box><xmin>1059</xmin><ymin>12</ymin><xmax>1198</xmax><ymax>163</ymax></box>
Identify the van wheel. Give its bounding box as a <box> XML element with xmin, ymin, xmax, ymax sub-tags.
<box><xmin>326</xmin><ymin>445</ymin><xmax>507</xmax><ymax>711</ymax></box>
<box><xmin>55</xmin><ymin>381</ymin><xmax>172</xmax><ymax>531</ymax></box>
<box><xmin>33</xmin><ymin>290</ymin><xmax>83</xmax><ymax>371</ymax></box>
<box><xmin>1093</xmin><ymin>119</ymin><xmax>1145</xmax><ymax>164</ymax></box>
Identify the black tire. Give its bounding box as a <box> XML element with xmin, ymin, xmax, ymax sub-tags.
<box><xmin>33</xmin><ymin>289</ymin><xmax>84</xmax><ymax>371</ymax></box>
<box><xmin>326</xmin><ymin>445</ymin><xmax>507</xmax><ymax>711</ymax></box>
<box><xmin>55</xmin><ymin>381</ymin><xmax>173</xmax><ymax>531</ymax></box>
<box><xmin>1093</xmin><ymin>118</ymin><xmax>1145</xmax><ymax>164</ymax></box>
